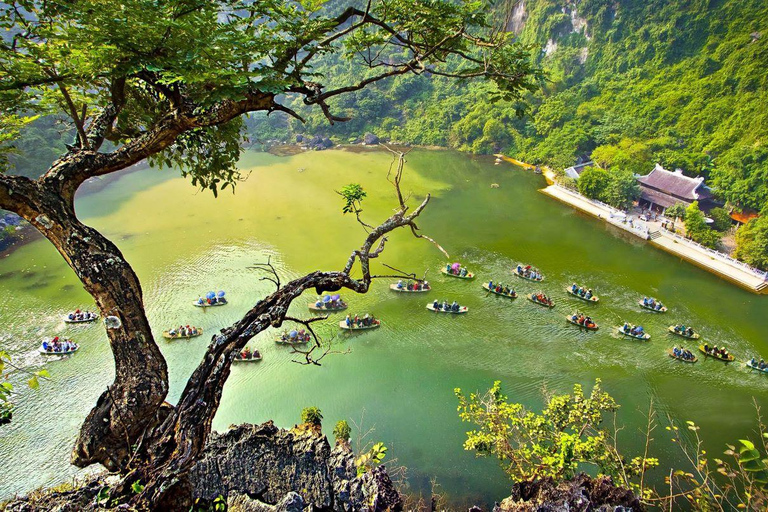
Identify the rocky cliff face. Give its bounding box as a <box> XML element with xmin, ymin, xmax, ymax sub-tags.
<box><xmin>190</xmin><ymin>421</ymin><xmax>402</xmax><ymax>512</ymax></box>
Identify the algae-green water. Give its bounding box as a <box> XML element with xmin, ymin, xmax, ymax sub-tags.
<box><xmin>1</xmin><ymin>149</ymin><xmax>766</xmax><ymax>506</ymax></box>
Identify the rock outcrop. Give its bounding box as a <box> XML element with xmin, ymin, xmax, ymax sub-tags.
<box><xmin>493</xmin><ymin>473</ymin><xmax>642</xmax><ymax>511</ymax></box>
<box><xmin>190</xmin><ymin>421</ymin><xmax>402</xmax><ymax>511</ymax></box>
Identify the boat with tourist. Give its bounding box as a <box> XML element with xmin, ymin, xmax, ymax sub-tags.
<box><xmin>390</xmin><ymin>280</ymin><xmax>431</xmax><ymax>293</ymax></box>
<box><xmin>276</xmin><ymin>329</ymin><xmax>311</xmax><ymax>345</ymax></box>
<box><xmin>39</xmin><ymin>337</ymin><xmax>79</xmax><ymax>355</ymax></box>
<box><xmin>566</xmin><ymin>284</ymin><xmax>598</xmax><ymax>303</ymax></box>
<box><xmin>667</xmin><ymin>347</ymin><xmax>697</xmax><ymax>363</ymax></box>
<box><xmin>339</xmin><ymin>314</ymin><xmax>381</xmax><ymax>330</ymax></box>
<box><xmin>699</xmin><ymin>344</ymin><xmax>734</xmax><ymax>362</ymax></box>
<box><xmin>194</xmin><ymin>291</ymin><xmax>227</xmax><ymax>307</ymax></box>
<box><xmin>668</xmin><ymin>325</ymin><xmax>699</xmax><ymax>339</ymax></box>
<box><xmin>746</xmin><ymin>357</ymin><xmax>768</xmax><ymax>374</ymax></box>
<box><xmin>618</xmin><ymin>323</ymin><xmax>650</xmax><ymax>340</ymax></box>
<box><xmin>483</xmin><ymin>281</ymin><xmax>517</xmax><ymax>299</ymax></box>
<box><xmin>441</xmin><ymin>262</ymin><xmax>474</xmax><ymax>280</ymax></box>
<box><xmin>63</xmin><ymin>310</ymin><xmax>98</xmax><ymax>323</ymax></box>
<box><xmin>528</xmin><ymin>292</ymin><xmax>554</xmax><ymax>308</ymax></box>
<box><xmin>566</xmin><ymin>312</ymin><xmax>598</xmax><ymax>330</ymax></box>
<box><xmin>427</xmin><ymin>300</ymin><xmax>468</xmax><ymax>314</ymax></box>
<box><xmin>639</xmin><ymin>297</ymin><xmax>667</xmax><ymax>312</ymax></box>
<box><xmin>234</xmin><ymin>347</ymin><xmax>262</xmax><ymax>362</ymax></box>
<box><xmin>163</xmin><ymin>326</ymin><xmax>203</xmax><ymax>339</ymax></box>
<box><xmin>514</xmin><ymin>264</ymin><xmax>543</xmax><ymax>281</ymax></box>
<box><xmin>308</xmin><ymin>294</ymin><xmax>347</xmax><ymax>312</ymax></box>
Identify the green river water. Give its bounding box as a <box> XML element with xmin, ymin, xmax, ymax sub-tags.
<box><xmin>0</xmin><ymin>148</ymin><xmax>766</xmax><ymax>507</ymax></box>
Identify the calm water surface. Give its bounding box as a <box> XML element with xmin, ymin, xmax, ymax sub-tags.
<box><xmin>1</xmin><ymin>149</ymin><xmax>766</xmax><ymax>506</ymax></box>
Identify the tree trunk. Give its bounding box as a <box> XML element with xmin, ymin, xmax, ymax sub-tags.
<box><xmin>10</xmin><ymin>180</ymin><xmax>169</xmax><ymax>472</ymax></box>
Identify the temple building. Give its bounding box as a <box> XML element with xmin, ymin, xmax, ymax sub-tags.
<box><xmin>637</xmin><ymin>164</ymin><xmax>716</xmax><ymax>212</ymax></box>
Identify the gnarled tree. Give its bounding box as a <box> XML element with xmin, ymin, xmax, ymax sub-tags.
<box><xmin>0</xmin><ymin>0</ymin><xmax>538</xmax><ymax>507</ymax></box>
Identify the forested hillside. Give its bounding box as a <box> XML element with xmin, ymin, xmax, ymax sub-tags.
<box><xmin>250</xmin><ymin>0</ymin><xmax>768</xmax><ymax>213</ymax></box>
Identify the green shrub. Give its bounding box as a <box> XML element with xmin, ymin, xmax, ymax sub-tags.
<box><xmin>333</xmin><ymin>420</ymin><xmax>351</xmax><ymax>443</ymax></box>
<box><xmin>301</xmin><ymin>406</ymin><xmax>323</xmax><ymax>427</ymax></box>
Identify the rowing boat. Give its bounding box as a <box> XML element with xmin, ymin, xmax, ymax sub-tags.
<box><xmin>565</xmin><ymin>288</ymin><xmax>599</xmax><ymax>303</ymax></box>
<box><xmin>668</xmin><ymin>326</ymin><xmax>700</xmax><ymax>339</ymax></box>
<box><xmin>234</xmin><ymin>353</ymin><xmax>262</xmax><ymax>363</ymax></box>
<box><xmin>746</xmin><ymin>361</ymin><xmax>768</xmax><ymax>374</ymax></box>
<box><xmin>275</xmin><ymin>335</ymin><xmax>310</xmax><ymax>345</ymax></box>
<box><xmin>639</xmin><ymin>301</ymin><xmax>667</xmax><ymax>313</ymax></box>
<box><xmin>482</xmin><ymin>283</ymin><xmax>517</xmax><ymax>299</ymax></box>
<box><xmin>389</xmin><ymin>283</ymin><xmax>431</xmax><ymax>293</ymax></box>
<box><xmin>39</xmin><ymin>343</ymin><xmax>79</xmax><ymax>355</ymax></box>
<box><xmin>308</xmin><ymin>302</ymin><xmax>348</xmax><ymax>312</ymax></box>
<box><xmin>565</xmin><ymin>315</ymin><xmax>598</xmax><ymax>330</ymax></box>
<box><xmin>618</xmin><ymin>325</ymin><xmax>650</xmax><ymax>340</ymax></box>
<box><xmin>426</xmin><ymin>303</ymin><xmax>468</xmax><ymax>314</ymax></box>
<box><xmin>338</xmin><ymin>320</ymin><xmax>381</xmax><ymax>330</ymax></box>
<box><xmin>698</xmin><ymin>345</ymin><xmax>735</xmax><ymax>362</ymax></box>
<box><xmin>193</xmin><ymin>299</ymin><xmax>228</xmax><ymax>308</ymax></box>
<box><xmin>163</xmin><ymin>328</ymin><xmax>203</xmax><ymax>340</ymax></box>
<box><xmin>527</xmin><ymin>294</ymin><xmax>555</xmax><ymax>308</ymax></box>
<box><xmin>440</xmin><ymin>268</ymin><xmax>475</xmax><ymax>280</ymax></box>
<box><xmin>513</xmin><ymin>267</ymin><xmax>543</xmax><ymax>281</ymax></box>
<box><xmin>63</xmin><ymin>313</ymin><xmax>98</xmax><ymax>324</ymax></box>
<box><xmin>666</xmin><ymin>349</ymin><xmax>697</xmax><ymax>363</ymax></box>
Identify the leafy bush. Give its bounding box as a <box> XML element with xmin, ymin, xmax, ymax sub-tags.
<box><xmin>685</xmin><ymin>201</ymin><xmax>721</xmax><ymax>248</ymax></box>
<box><xmin>734</xmin><ymin>216</ymin><xmax>768</xmax><ymax>270</ymax></box>
<box><xmin>333</xmin><ymin>420</ymin><xmax>351</xmax><ymax>444</ymax></box>
<box><xmin>301</xmin><ymin>406</ymin><xmax>323</xmax><ymax>427</ymax></box>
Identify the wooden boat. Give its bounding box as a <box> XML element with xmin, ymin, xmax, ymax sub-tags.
<box><xmin>162</xmin><ymin>328</ymin><xmax>203</xmax><ymax>340</ymax></box>
<box><xmin>639</xmin><ymin>301</ymin><xmax>667</xmax><ymax>313</ymax></box>
<box><xmin>39</xmin><ymin>343</ymin><xmax>79</xmax><ymax>355</ymax></box>
<box><xmin>513</xmin><ymin>267</ymin><xmax>543</xmax><ymax>282</ymax></box>
<box><xmin>565</xmin><ymin>315</ymin><xmax>598</xmax><ymax>331</ymax></box>
<box><xmin>565</xmin><ymin>288</ymin><xmax>599</xmax><ymax>303</ymax></box>
<box><xmin>440</xmin><ymin>268</ymin><xmax>475</xmax><ymax>280</ymax></box>
<box><xmin>527</xmin><ymin>294</ymin><xmax>554</xmax><ymax>308</ymax></box>
<box><xmin>482</xmin><ymin>283</ymin><xmax>517</xmax><ymax>299</ymax></box>
<box><xmin>275</xmin><ymin>334</ymin><xmax>311</xmax><ymax>345</ymax></box>
<box><xmin>668</xmin><ymin>326</ymin><xmax>700</xmax><ymax>340</ymax></box>
<box><xmin>63</xmin><ymin>313</ymin><xmax>98</xmax><ymax>324</ymax></box>
<box><xmin>666</xmin><ymin>349</ymin><xmax>698</xmax><ymax>363</ymax></box>
<box><xmin>426</xmin><ymin>303</ymin><xmax>468</xmax><ymax>314</ymax></box>
<box><xmin>339</xmin><ymin>320</ymin><xmax>381</xmax><ymax>330</ymax></box>
<box><xmin>234</xmin><ymin>352</ymin><xmax>262</xmax><ymax>363</ymax></box>
<box><xmin>617</xmin><ymin>325</ymin><xmax>650</xmax><ymax>340</ymax></box>
<box><xmin>308</xmin><ymin>302</ymin><xmax>348</xmax><ymax>312</ymax></box>
<box><xmin>193</xmin><ymin>299</ymin><xmax>228</xmax><ymax>308</ymax></box>
<box><xmin>746</xmin><ymin>361</ymin><xmax>768</xmax><ymax>374</ymax></box>
<box><xmin>389</xmin><ymin>283</ymin><xmax>431</xmax><ymax>293</ymax></box>
<box><xmin>698</xmin><ymin>345</ymin><xmax>735</xmax><ymax>362</ymax></box>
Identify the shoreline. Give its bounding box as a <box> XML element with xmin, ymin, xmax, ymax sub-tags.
<box><xmin>539</xmin><ymin>183</ymin><xmax>768</xmax><ymax>294</ymax></box>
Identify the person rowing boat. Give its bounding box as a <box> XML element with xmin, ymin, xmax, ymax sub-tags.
<box><xmin>234</xmin><ymin>347</ymin><xmax>262</xmax><ymax>362</ymax></box>
<box><xmin>668</xmin><ymin>346</ymin><xmax>697</xmax><ymax>363</ymax></box>
<box><xmin>747</xmin><ymin>357</ymin><xmax>768</xmax><ymax>373</ymax></box>
<box><xmin>618</xmin><ymin>323</ymin><xmax>650</xmax><ymax>340</ymax></box>
<box><xmin>163</xmin><ymin>325</ymin><xmax>203</xmax><ymax>339</ymax></box>
<box><xmin>514</xmin><ymin>264</ymin><xmax>543</xmax><ymax>281</ymax></box>
<box><xmin>64</xmin><ymin>310</ymin><xmax>98</xmax><ymax>323</ymax></box>
<box><xmin>566</xmin><ymin>284</ymin><xmax>598</xmax><ymax>302</ymax></box>
<box><xmin>566</xmin><ymin>312</ymin><xmax>598</xmax><ymax>330</ymax></box>
<box><xmin>699</xmin><ymin>343</ymin><xmax>734</xmax><ymax>361</ymax></box>
<box><xmin>40</xmin><ymin>337</ymin><xmax>79</xmax><ymax>355</ymax></box>
<box><xmin>391</xmin><ymin>280</ymin><xmax>431</xmax><ymax>293</ymax></box>
<box><xmin>528</xmin><ymin>292</ymin><xmax>554</xmax><ymax>308</ymax></box>
<box><xmin>340</xmin><ymin>313</ymin><xmax>381</xmax><ymax>330</ymax></box>
<box><xmin>308</xmin><ymin>294</ymin><xmax>348</xmax><ymax>312</ymax></box>
<box><xmin>441</xmin><ymin>262</ymin><xmax>474</xmax><ymax>279</ymax></box>
<box><xmin>194</xmin><ymin>291</ymin><xmax>228</xmax><ymax>307</ymax></box>
<box><xmin>427</xmin><ymin>299</ymin><xmax>468</xmax><ymax>314</ymax></box>
<box><xmin>640</xmin><ymin>296</ymin><xmax>667</xmax><ymax>312</ymax></box>
<box><xmin>483</xmin><ymin>281</ymin><xmax>517</xmax><ymax>299</ymax></box>
<box><xmin>668</xmin><ymin>325</ymin><xmax>699</xmax><ymax>339</ymax></box>
<box><xmin>276</xmin><ymin>329</ymin><xmax>311</xmax><ymax>344</ymax></box>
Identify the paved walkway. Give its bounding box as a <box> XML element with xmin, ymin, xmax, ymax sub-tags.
<box><xmin>540</xmin><ymin>185</ymin><xmax>768</xmax><ymax>294</ymax></box>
